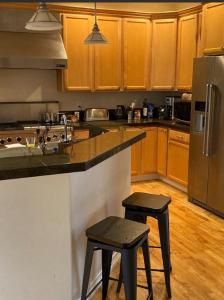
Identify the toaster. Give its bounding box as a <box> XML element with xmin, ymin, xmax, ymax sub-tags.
<box><xmin>85</xmin><ymin>108</ymin><xmax>109</xmax><ymax>121</ymax></box>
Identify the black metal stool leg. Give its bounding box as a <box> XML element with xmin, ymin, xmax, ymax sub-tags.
<box><xmin>121</xmin><ymin>248</ymin><xmax>137</xmax><ymax>300</ymax></box>
<box><xmin>116</xmin><ymin>258</ymin><xmax>123</xmax><ymax>293</ymax></box>
<box><xmin>81</xmin><ymin>240</ymin><xmax>94</xmax><ymax>300</ymax></box>
<box><xmin>142</xmin><ymin>239</ymin><xmax>153</xmax><ymax>300</ymax></box>
<box><xmin>166</xmin><ymin>208</ymin><xmax>172</xmax><ymax>273</ymax></box>
<box><xmin>102</xmin><ymin>249</ymin><xmax>113</xmax><ymax>300</ymax></box>
<box><xmin>158</xmin><ymin>211</ymin><xmax>172</xmax><ymax>298</ymax></box>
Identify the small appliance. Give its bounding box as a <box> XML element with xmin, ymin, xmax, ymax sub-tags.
<box><xmin>158</xmin><ymin>105</ymin><xmax>172</xmax><ymax>120</ymax></box>
<box><xmin>85</xmin><ymin>108</ymin><xmax>109</xmax><ymax>121</ymax></box>
<box><xmin>115</xmin><ymin>105</ymin><xmax>126</xmax><ymax>119</ymax></box>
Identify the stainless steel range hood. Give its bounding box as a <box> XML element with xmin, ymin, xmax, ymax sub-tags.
<box><xmin>0</xmin><ymin>31</ymin><xmax>67</xmax><ymax>69</ymax></box>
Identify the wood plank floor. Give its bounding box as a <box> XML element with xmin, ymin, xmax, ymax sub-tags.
<box><xmin>92</xmin><ymin>180</ymin><xmax>224</xmax><ymax>300</ymax></box>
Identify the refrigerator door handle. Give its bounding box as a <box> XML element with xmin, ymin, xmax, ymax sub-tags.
<box><xmin>205</xmin><ymin>84</ymin><xmax>214</xmax><ymax>156</ymax></box>
<box><xmin>203</xmin><ymin>83</ymin><xmax>210</xmax><ymax>156</ymax></box>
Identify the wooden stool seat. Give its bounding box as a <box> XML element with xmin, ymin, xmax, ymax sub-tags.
<box><xmin>122</xmin><ymin>192</ymin><xmax>171</xmax><ymax>214</ymax></box>
<box><xmin>86</xmin><ymin>216</ymin><xmax>149</xmax><ymax>248</ymax></box>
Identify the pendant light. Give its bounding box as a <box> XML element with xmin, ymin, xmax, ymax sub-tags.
<box><xmin>84</xmin><ymin>2</ymin><xmax>108</xmax><ymax>44</ymax></box>
<box><xmin>25</xmin><ymin>2</ymin><xmax>62</xmax><ymax>31</ymax></box>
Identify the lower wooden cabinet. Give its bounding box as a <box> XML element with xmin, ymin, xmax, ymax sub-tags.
<box><xmin>131</xmin><ymin>127</ymin><xmax>189</xmax><ymax>187</ymax></box>
<box><xmin>167</xmin><ymin>130</ymin><xmax>190</xmax><ymax>186</ymax></box>
<box><xmin>131</xmin><ymin>127</ymin><xmax>158</xmax><ymax>176</ymax></box>
<box><xmin>141</xmin><ymin>127</ymin><xmax>158</xmax><ymax>174</ymax></box>
<box><xmin>157</xmin><ymin>127</ymin><xmax>168</xmax><ymax>176</ymax></box>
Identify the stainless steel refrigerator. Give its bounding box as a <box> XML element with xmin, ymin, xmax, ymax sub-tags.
<box><xmin>188</xmin><ymin>56</ymin><xmax>224</xmax><ymax>217</ymax></box>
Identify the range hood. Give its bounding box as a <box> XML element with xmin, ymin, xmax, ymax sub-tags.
<box><xmin>0</xmin><ymin>31</ymin><xmax>67</xmax><ymax>69</ymax></box>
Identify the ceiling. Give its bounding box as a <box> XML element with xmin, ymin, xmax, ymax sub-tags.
<box><xmin>53</xmin><ymin>2</ymin><xmax>200</xmax><ymax>13</ymax></box>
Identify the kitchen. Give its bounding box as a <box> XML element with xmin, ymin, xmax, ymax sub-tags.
<box><xmin>0</xmin><ymin>1</ymin><xmax>224</xmax><ymax>300</ymax></box>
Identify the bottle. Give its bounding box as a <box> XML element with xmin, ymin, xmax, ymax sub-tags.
<box><xmin>142</xmin><ymin>98</ymin><xmax>148</xmax><ymax>119</ymax></box>
<box><xmin>147</xmin><ymin>103</ymin><xmax>154</xmax><ymax>119</ymax></box>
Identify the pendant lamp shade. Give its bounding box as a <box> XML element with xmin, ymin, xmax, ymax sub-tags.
<box><xmin>25</xmin><ymin>2</ymin><xmax>62</xmax><ymax>31</ymax></box>
<box><xmin>84</xmin><ymin>3</ymin><xmax>108</xmax><ymax>44</ymax></box>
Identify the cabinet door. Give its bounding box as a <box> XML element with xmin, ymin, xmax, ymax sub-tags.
<box><xmin>62</xmin><ymin>14</ymin><xmax>94</xmax><ymax>91</ymax></box>
<box><xmin>151</xmin><ymin>18</ymin><xmax>177</xmax><ymax>90</ymax></box>
<box><xmin>202</xmin><ymin>3</ymin><xmax>224</xmax><ymax>55</ymax></box>
<box><xmin>167</xmin><ymin>140</ymin><xmax>189</xmax><ymax>186</ymax></box>
<box><xmin>140</xmin><ymin>127</ymin><xmax>158</xmax><ymax>175</ymax></box>
<box><xmin>131</xmin><ymin>141</ymin><xmax>141</xmax><ymax>176</ymax></box>
<box><xmin>94</xmin><ymin>16</ymin><xmax>121</xmax><ymax>91</ymax></box>
<box><xmin>157</xmin><ymin>127</ymin><xmax>168</xmax><ymax>176</ymax></box>
<box><xmin>176</xmin><ymin>14</ymin><xmax>198</xmax><ymax>91</ymax></box>
<box><xmin>123</xmin><ymin>18</ymin><xmax>151</xmax><ymax>90</ymax></box>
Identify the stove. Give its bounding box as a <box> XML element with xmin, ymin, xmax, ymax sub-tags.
<box><xmin>0</xmin><ymin>122</ymin><xmax>71</xmax><ymax>146</ymax></box>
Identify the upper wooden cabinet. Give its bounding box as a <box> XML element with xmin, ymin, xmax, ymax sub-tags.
<box><xmin>62</xmin><ymin>14</ymin><xmax>94</xmax><ymax>91</ymax></box>
<box><xmin>123</xmin><ymin>18</ymin><xmax>151</xmax><ymax>90</ymax></box>
<box><xmin>202</xmin><ymin>3</ymin><xmax>224</xmax><ymax>55</ymax></box>
<box><xmin>151</xmin><ymin>18</ymin><xmax>177</xmax><ymax>90</ymax></box>
<box><xmin>176</xmin><ymin>14</ymin><xmax>198</xmax><ymax>91</ymax></box>
<box><xmin>94</xmin><ymin>16</ymin><xmax>122</xmax><ymax>91</ymax></box>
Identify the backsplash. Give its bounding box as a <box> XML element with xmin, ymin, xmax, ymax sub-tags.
<box><xmin>0</xmin><ymin>69</ymin><xmax>181</xmax><ymax>118</ymax></box>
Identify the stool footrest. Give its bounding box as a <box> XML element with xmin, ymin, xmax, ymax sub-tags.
<box><xmin>86</xmin><ymin>279</ymin><xmax>102</xmax><ymax>299</ymax></box>
<box><xmin>138</xmin><ymin>267</ymin><xmax>164</xmax><ymax>272</ymax></box>
<box><xmin>149</xmin><ymin>245</ymin><xmax>161</xmax><ymax>249</ymax></box>
<box><xmin>109</xmin><ymin>277</ymin><xmax>149</xmax><ymax>291</ymax></box>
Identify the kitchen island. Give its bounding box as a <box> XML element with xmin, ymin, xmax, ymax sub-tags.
<box><xmin>0</xmin><ymin>129</ymin><xmax>145</xmax><ymax>300</ymax></box>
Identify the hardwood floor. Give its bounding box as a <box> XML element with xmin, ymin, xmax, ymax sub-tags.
<box><xmin>92</xmin><ymin>180</ymin><xmax>224</xmax><ymax>300</ymax></box>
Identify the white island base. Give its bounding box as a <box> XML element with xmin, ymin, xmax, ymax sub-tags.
<box><xmin>0</xmin><ymin>148</ymin><xmax>131</xmax><ymax>300</ymax></box>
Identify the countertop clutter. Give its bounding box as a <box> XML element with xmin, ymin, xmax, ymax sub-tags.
<box><xmin>0</xmin><ymin>129</ymin><xmax>145</xmax><ymax>181</ymax></box>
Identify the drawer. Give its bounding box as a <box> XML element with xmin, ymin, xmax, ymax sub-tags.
<box><xmin>169</xmin><ymin>129</ymin><xmax>189</xmax><ymax>144</ymax></box>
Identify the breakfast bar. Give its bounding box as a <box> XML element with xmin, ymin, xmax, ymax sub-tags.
<box><xmin>0</xmin><ymin>130</ymin><xmax>145</xmax><ymax>300</ymax></box>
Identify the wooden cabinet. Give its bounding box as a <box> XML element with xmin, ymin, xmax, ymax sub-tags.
<box><xmin>123</xmin><ymin>18</ymin><xmax>151</xmax><ymax>90</ymax></box>
<box><xmin>62</xmin><ymin>14</ymin><xmax>94</xmax><ymax>91</ymax></box>
<box><xmin>157</xmin><ymin>127</ymin><xmax>168</xmax><ymax>176</ymax></box>
<box><xmin>94</xmin><ymin>16</ymin><xmax>121</xmax><ymax>91</ymax></box>
<box><xmin>151</xmin><ymin>18</ymin><xmax>177</xmax><ymax>90</ymax></box>
<box><xmin>167</xmin><ymin>130</ymin><xmax>189</xmax><ymax>186</ymax></box>
<box><xmin>131</xmin><ymin>127</ymin><xmax>157</xmax><ymax>176</ymax></box>
<box><xmin>131</xmin><ymin>141</ymin><xmax>141</xmax><ymax>176</ymax></box>
<box><xmin>141</xmin><ymin>127</ymin><xmax>158</xmax><ymax>174</ymax></box>
<box><xmin>62</xmin><ymin>14</ymin><xmax>121</xmax><ymax>91</ymax></box>
<box><xmin>176</xmin><ymin>14</ymin><xmax>198</xmax><ymax>91</ymax></box>
<box><xmin>202</xmin><ymin>3</ymin><xmax>224</xmax><ymax>55</ymax></box>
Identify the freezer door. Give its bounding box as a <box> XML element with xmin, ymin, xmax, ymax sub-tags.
<box><xmin>188</xmin><ymin>57</ymin><xmax>214</xmax><ymax>204</ymax></box>
<box><xmin>207</xmin><ymin>56</ymin><xmax>224</xmax><ymax>214</ymax></box>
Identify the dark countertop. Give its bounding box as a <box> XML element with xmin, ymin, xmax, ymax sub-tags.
<box><xmin>0</xmin><ymin>130</ymin><xmax>145</xmax><ymax>181</ymax></box>
<box><xmin>83</xmin><ymin>118</ymin><xmax>190</xmax><ymax>132</ymax></box>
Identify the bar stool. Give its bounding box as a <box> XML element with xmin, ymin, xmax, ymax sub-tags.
<box><xmin>117</xmin><ymin>192</ymin><xmax>172</xmax><ymax>298</ymax></box>
<box><xmin>81</xmin><ymin>216</ymin><xmax>153</xmax><ymax>300</ymax></box>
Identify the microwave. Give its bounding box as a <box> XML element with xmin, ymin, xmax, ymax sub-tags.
<box><xmin>174</xmin><ymin>100</ymin><xmax>191</xmax><ymax>124</ymax></box>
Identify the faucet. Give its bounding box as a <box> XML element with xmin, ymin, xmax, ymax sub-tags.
<box><xmin>61</xmin><ymin>114</ymin><xmax>68</xmax><ymax>142</ymax></box>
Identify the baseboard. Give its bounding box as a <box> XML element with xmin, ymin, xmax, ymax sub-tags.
<box><xmin>75</xmin><ymin>252</ymin><xmax>120</xmax><ymax>300</ymax></box>
<box><xmin>159</xmin><ymin>175</ymin><xmax>188</xmax><ymax>193</ymax></box>
<box><xmin>131</xmin><ymin>173</ymin><xmax>159</xmax><ymax>182</ymax></box>
<box><xmin>131</xmin><ymin>173</ymin><xmax>187</xmax><ymax>193</ymax></box>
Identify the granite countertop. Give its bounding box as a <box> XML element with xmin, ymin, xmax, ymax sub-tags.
<box><xmin>83</xmin><ymin>118</ymin><xmax>190</xmax><ymax>132</ymax></box>
<box><xmin>0</xmin><ymin>130</ymin><xmax>145</xmax><ymax>181</ymax></box>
